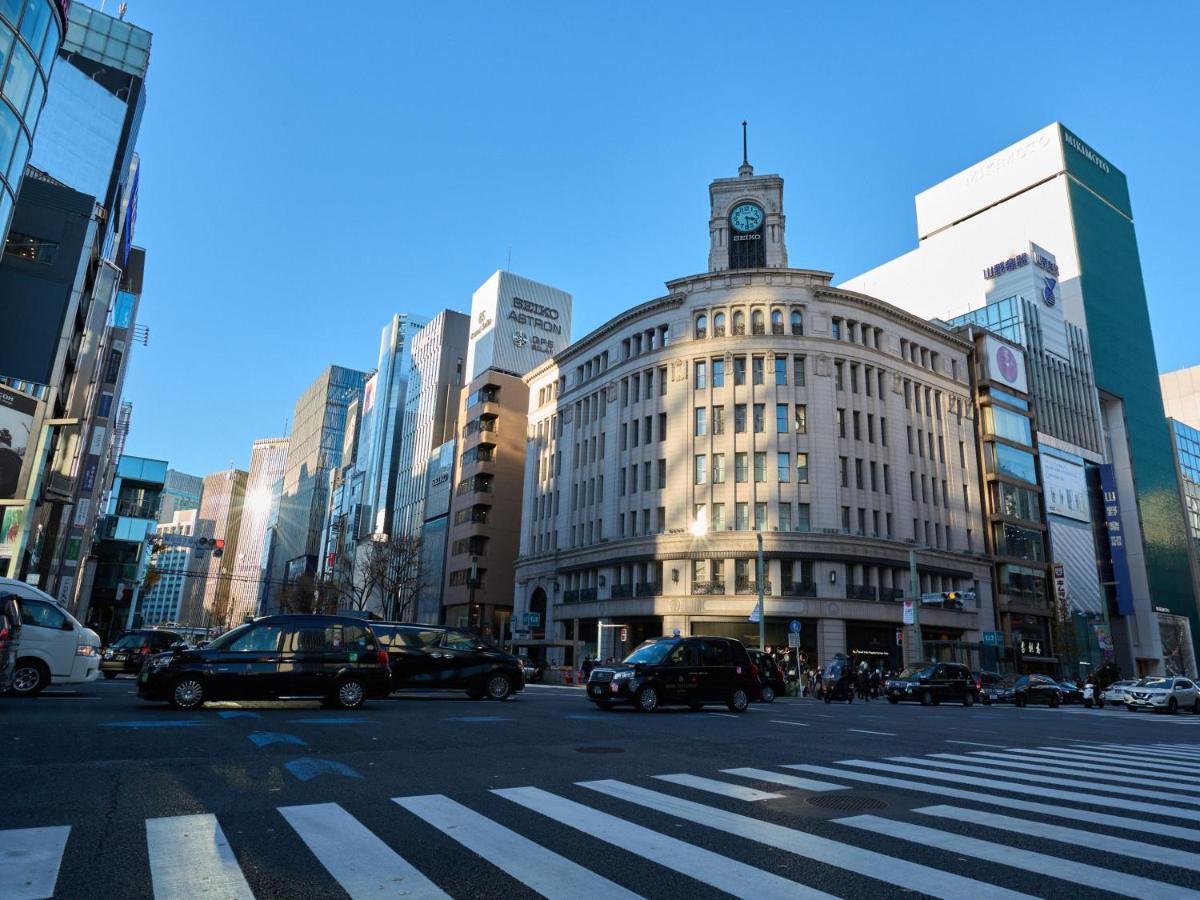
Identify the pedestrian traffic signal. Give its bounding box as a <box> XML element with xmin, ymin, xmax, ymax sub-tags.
<box><xmin>619</xmin><ymin>628</ymin><xmax>627</xmax><ymax>642</ymax></box>
<box><xmin>213</xmin><ymin>539</ymin><xmax>225</xmax><ymax>558</ymax></box>
<box><xmin>895</xmin><ymin>629</ymin><xmax>903</xmax><ymax>646</ymax></box>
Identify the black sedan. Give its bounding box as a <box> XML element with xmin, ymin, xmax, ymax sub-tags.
<box><xmin>747</xmin><ymin>650</ymin><xmax>787</xmax><ymax>703</ymax></box>
<box><xmin>101</xmin><ymin>629</ymin><xmax>182</xmax><ymax>678</ymax></box>
<box><xmin>1057</xmin><ymin>681</ymin><xmax>1084</xmax><ymax>704</ymax></box>
<box><xmin>1011</xmin><ymin>674</ymin><xmax>1062</xmax><ymax>708</ymax></box>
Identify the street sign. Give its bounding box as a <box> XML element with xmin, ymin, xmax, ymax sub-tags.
<box><xmin>902</xmin><ymin>600</ymin><xmax>914</xmax><ymax>624</ymax></box>
<box><xmin>523</xmin><ymin>612</ymin><xmax>541</xmax><ymax>627</ymax></box>
<box><xmin>787</xmin><ymin>633</ymin><xmax>801</xmax><ymax>649</ymax></box>
<box><xmin>788</xmin><ymin>619</ymin><xmax>802</xmax><ymax>634</ymax></box>
<box><xmin>982</xmin><ymin>630</ymin><xmax>1004</xmax><ymax>646</ymax></box>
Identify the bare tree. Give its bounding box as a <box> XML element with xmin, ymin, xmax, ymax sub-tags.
<box><xmin>372</xmin><ymin>533</ymin><xmax>427</xmax><ymax>621</ymax></box>
<box><xmin>278</xmin><ymin>573</ymin><xmax>337</xmax><ymax>615</ymax></box>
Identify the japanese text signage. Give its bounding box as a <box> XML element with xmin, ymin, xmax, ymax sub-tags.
<box><xmin>1098</xmin><ymin>464</ymin><xmax>1135</xmax><ymax>616</ymax></box>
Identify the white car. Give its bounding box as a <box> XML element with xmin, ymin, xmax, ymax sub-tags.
<box><xmin>1102</xmin><ymin>680</ymin><xmax>1136</xmax><ymax>706</ymax></box>
<box><xmin>0</xmin><ymin>577</ymin><xmax>101</xmax><ymax>696</ymax></box>
<box><xmin>1125</xmin><ymin>676</ymin><xmax>1200</xmax><ymax>713</ymax></box>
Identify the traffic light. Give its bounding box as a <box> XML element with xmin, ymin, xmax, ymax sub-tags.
<box><xmin>213</xmin><ymin>539</ymin><xmax>225</xmax><ymax>558</ymax></box>
<box><xmin>895</xmin><ymin>629</ymin><xmax>903</xmax><ymax>646</ymax></box>
<box><xmin>619</xmin><ymin>628</ymin><xmax>628</xmax><ymax>642</ymax></box>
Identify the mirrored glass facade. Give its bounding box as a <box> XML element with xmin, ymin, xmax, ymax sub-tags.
<box><xmin>0</xmin><ymin>0</ymin><xmax>63</xmax><ymax>238</ymax></box>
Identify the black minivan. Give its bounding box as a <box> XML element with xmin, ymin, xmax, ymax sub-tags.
<box><xmin>586</xmin><ymin>636</ymin><xmax>759</xmax><ymax>712</ymax></box>
<box><xmin>372</xmin><ymin>623</ymin><xmax>525</xmax><ymax>700</ymax></box>
<box><xmin>885</xmin><ymin>661</ymin><xmax>978</xmax><ymax>706</ymax></box>
<box><xmin>137</xmin><ymin>615</ymin><xmax>392</xmax><ymax>710</ymax></box>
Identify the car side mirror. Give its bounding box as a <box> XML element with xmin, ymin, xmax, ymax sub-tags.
<box><xmin>169</xmin><ymin>641</ymin><xmax>186</xmax><ymax>651</ymax></box>
<box><xmin>475</xmin><ymin>643</ymin><xmax>488</xmax><ymax>652</ymax></box>
<box><xmin>60</xmin><ymin>620</ymin><xmax>74</xmax><ymax>631</ymax></box>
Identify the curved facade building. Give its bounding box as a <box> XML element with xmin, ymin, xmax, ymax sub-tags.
<box><xmin>514</xmin><ymin>160</ymin><xmax>994</xmax><ymax>670</ymax></box>
<box><xmin>0</xmin><ymin>0</ymin><xmax>64</xmax><ymax>236</ymax></box>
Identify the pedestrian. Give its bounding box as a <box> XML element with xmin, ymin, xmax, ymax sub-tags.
<box><xmin>581</xmin><ymin>655</ymin><xmax>594</xmax><ymax>680</ymax></box>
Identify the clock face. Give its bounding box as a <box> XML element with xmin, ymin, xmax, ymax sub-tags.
<box><xmin>730</xmin><ymin>203</ymin><xmax>764</xmax><ymax>233</ymax></box>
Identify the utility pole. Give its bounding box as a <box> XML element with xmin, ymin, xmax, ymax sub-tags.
<box><xmin>756</xmin><ymin>532</ymin><xmax>765</xmax><ymax>651</ymax></box>
<box><xmin>908</xmin><ymin>547</ymin><xmax>923</xmax><ymax>663</ymax></box>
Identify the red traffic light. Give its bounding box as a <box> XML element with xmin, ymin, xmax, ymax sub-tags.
<box><xmin>214</xmin><ymin>539</ymin><xmax>225</xmax><ymax>550</ymax></box>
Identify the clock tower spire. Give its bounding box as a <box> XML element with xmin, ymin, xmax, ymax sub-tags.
<box><xmin>708</xmin><ymin>125</ymin><xmax>786</xmax><ymax>272</ymax></box>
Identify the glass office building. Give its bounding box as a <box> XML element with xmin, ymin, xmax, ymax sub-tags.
<box><xmin>0</xmin><ymin>0</ymin><xmax>64</xmax><ymax>238</ymax></box>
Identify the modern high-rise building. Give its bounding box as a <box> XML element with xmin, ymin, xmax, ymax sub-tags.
<box><xmin>141</xmin><ymin>508</ymin><xmax>196</xmax><ymax>626</ymax></box>
<box><xmin>0</xmin><ymin>0</ymin><xmax>66</xmax><ymax>240</ymax></box>
<box><xmin>1166</xmin><ymin>417</ymin><xmax>1200</xmax><ymax>676</ymax></box>
<box><xmin>394</xmin><ymin>311</ymin><xmax>469</xmax><ymax>541</ymax></box>
<box><xmin>1161</xmin><ymin>365</ymin><xmax>1200</xmax><ymax>432</ymax></box>
<box><xmin>181</xmin><ymin>468</ymin><xmax>247</xmax><ymax>629</ymax></box>
<box><xmin>157</xmin><ymin>469</ymin><xmax>202</xmax><ymax>524</ymax></box>
<box><xmin>269</xmin><ymin>366</ymin><xmax>368</xmax><ymax>607</ymax></box>
<box><xmin>513</xmin><ymin>156</ymin><xmax>993</xmax><ymax>670</ymax></box>
<box><xmin>227</xmin><ymin>438</ymin><xmax>288</xmax><ymax>626</ymax></box>
<box><xmin>841</xmin><ymin>123</ymin><xmax>1195</xmax><ymax>675</ymax></box>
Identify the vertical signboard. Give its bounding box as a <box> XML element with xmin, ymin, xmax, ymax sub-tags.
<box><xmin>0</xmin><ymin>384</ymin><xmax>38</xmax><ymax>500</ymax></box>
<box><xmin>1098</xmin><ymin>464</ymin><xmax>1135</xmax><ymax>616</ymax></box>
<box><xmin>1052</xmin><ymin>562</ymin><xmax>1069</xmax><ymax>621</ymax></box>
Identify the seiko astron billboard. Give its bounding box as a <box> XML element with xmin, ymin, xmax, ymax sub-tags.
<box><xmin>466</xmin><ymin>271</ymin><xmax>572</xmax><ymax>381</ymax></box>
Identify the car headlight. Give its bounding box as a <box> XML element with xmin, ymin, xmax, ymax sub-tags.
<box><xmin>77</xmin><ymin>644</ymin><xmax>97</xmax><ymax>657</ymax></box>
<box><xmin>148</xmin><ymin>655</ymin><xmax>174</xmax><ymax>670</ymax></box>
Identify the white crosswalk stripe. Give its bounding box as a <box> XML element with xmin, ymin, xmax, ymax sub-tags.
<box><xmin>280</xmin><ymin>802</ymin><xmax>449</xmax><ymax>899</ymax></box>
<box><xmin>145</xmin><ymin>814</ymin><xmax>254</xmax><ymax>900</ymax></box>
<box><xmin>835</xmin><ymin>813</ymin><xmax>1199</xmax><ymax>899</ymax></box>
<box><xmin>13</xmin><ymin>739</ymin><xmax>1200</xmax><ymax>899</ymax></box>
<box><xmin>394</xmin><ymin>794</ymin><xmax>640</xmax><ymax>899</ymax></box>
<box><xmin>0</xmin><ymin>826</ymin><xmax>69</xmax><ymax>900</ymax></box>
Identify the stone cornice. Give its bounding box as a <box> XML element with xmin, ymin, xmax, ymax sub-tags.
<box><xmin>814</xmin><ymin>286</ymin><xmax>974</xmax><ymax>352</ymax></box>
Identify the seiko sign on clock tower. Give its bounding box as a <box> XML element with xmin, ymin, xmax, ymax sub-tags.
<box><xmin>707</xmin><ymin>151</ymin><xmax>787</xmax><ymax>272</ymax></box>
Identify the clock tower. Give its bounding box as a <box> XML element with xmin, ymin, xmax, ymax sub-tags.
<box><xmin>707</xmin><ymin>129</ymin><xmax>787</xmax><ymax>272</ymax></box>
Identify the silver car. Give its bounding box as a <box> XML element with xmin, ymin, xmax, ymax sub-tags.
<box><xmin>1102</xmin><ymin>680</ymin><xmax>1135</xmax><ymax>706</ymax></box>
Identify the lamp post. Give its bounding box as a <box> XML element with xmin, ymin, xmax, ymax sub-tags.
<box><xmin>908</xmin><ymin>547</ymin><xmax>923</xmax><ymax>664</ymax></box>
<box><xmin>756</xmin><ymin>532</ymin><xmax>766</xmax><ymax>651</ymax></box>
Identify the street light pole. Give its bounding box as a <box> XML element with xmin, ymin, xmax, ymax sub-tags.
<box><xmin>908</xmin><ymin>548</ymin><xmax>923</xmax><ymax>663</ymax></box>
<box><xmin>757</xmin><ymin>532</ymin><xmax>765</xmax><ymax>651</ymax></box>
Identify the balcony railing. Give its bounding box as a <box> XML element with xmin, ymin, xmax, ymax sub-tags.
<box><xmin>114</xmin><ymin>498</ymin><xmax>158</xmax><ymax>519</ymax></box>
<box><xmin>735</xmin><ymin>578</ymin><xmax>771</xmax><ymax>595</ymax></box>
<box><xmin>752</xmin><ymin>323</ymin><xmax>765</xmax><ymax>335</ymax></box>
<box><xmin>610</xmin><ymin>583</ymin><xmax>634</xmax><ymax>599</ymax></box>
<box><xmin>782</xmin><ymin>580</ymin><xmax>817</xmax><ymax>597</ymax></box>
<box><xmin>771</xmin><ymin>323</ymin><xmax>785</xmax><ymax>335</ymax></box>
<box><xmin>879</xmin><ymin>587</ymin><xmax>905</xmax><ymax>602</ymax></box>
<box><xmin>713</xmin><ymin>326</ymin><xmax>726</xmax><ymax>337</ymax></box>
<box><xmin>732</xmin><ymin>324</ymin><xmax>746</xmax><ymax>336</ymax></box>
<box><xmin>635</xmin><ymin>582</ymin><xmax>663</xmax><ymax>597</ymax></box>
<box><xmin>693</xmin><ymin>580</ymin><xmax>726</xmax><ymax>595</ymax></box>
<box><xmin>563</xmin><ymin>589</ymin><xmax>579</xmax><ymax>603</ymax></box>
<box><xmin>792</xmin><ymin>325</ymin><xmax>803</xmax><ymax>336</ymax></box>
<box><xmin>563</xmin><ymin>587</ymin><xmax>597</xmax><ymax>603</ymax></box>
<box><xmin>846</xmin><ymin>583</ymin><xmax>878</xmax><ymax>602</ymax></box>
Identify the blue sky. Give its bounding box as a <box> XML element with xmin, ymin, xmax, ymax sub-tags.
<box><xmin>119</xmin><ymin>1</ymin><xmax>1200</xmax><ymax>475</ymax></box>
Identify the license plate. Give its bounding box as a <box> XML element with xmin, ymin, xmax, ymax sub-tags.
<box><xmin>113</xmin><ymin>653</ymin><xmax>127</xmax><ymax>661</ymax></box>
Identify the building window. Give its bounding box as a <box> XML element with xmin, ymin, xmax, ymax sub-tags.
<box><xmin>835</xmin><ymin>362</ymin><xmax>844</xmax><ymax>391</ymax></box>
<box><xmin>837</xmin><ymin>409</ymin><xmax>846</xmax><ymax>439</ymax></box>
<box><xmin>771</xmin><ymin>309</ymin><xmax>784</xmax><ymax>334</ymax></box>
<box><xmin>853</xmin><ymin>411</ymin><xmax>861</xmax><ymax>441</ymax></box>
<box><xmin>712</xmin><ymin>503</ymin><xmax>726</xmax><ymax>530</ymax></box>
<box><xmin>695</xmin><ymin>315</ymin><xmax>707</xmax><ymax>339</ymax></box>
<box><xmin>694</xmin><ymin>455</ymin><xmax>707</xmax><ymax>485</ymax></box>
<box><xmin>754</xmin><ymin>452</ymin><xmax>766</xmax><ymax>482</ymax></box>
<box><xmin>735</xmin><ymin>404</ymin><xmax>747</xmax><ymax>433</ymax></box>
<box><xmin>840</xmin><ymin>457</ymin><xmax>849</xmax><ymax>488</ymax></box>
<box><xmin>736</xmin><ymin>503</ymin><xmax>749</xmax><ymax>531</ymax></box>
<box><xmin>752</xmin><ymin>310</ymin><xmax>765</xmax><ymax>335</ymax></box>
<box><xmin>793</xmin><ymin>355</ymin><xmax>806</xmax><ymax>386</ymax></box>
<box><xmin>733</xmin><ymin>311</ymin><xmax>746</xmax><ymax>335</ymax></box>
<box><xmin>797</xmin><ymin>453</ymin><xmax>809</xmax><ymax>483</ymax></box>
<box><xmin>791</xmin><ymin>310</ymin><xmax>803</xmax><ymax>335</ymax></box>
<box><xmin>734</xmin><ymin>356</ymin><xmax>746</xmax><ymax>385</ymax></box>
<box><xmin>712</xmin><ymin>358</ymin><xmax>725</xmax><ymax>387</ymax></box>
<box><xmin>753</xmin><ymin>404</ymin><xmax>765</xmax><ymax>433</ymax></box>
<box><xmin>713</xmin><ymin>312</ymin><xmax>726</xmax><ymax>336</ymax></box>
<box><xmin>658</xmin><ymin>458</ymin><xmax>666</xmax><ymax>489</ymax></box>
<box><xmin>694</xmin><ymin>360</ymin><xmax>707</xmax><ymax>390</ymax></box>
<box><xmin>855</xmin><ymin>458</ymin><xmax>864</xmax><ymax>490</ymax></box>
<box><xmin>735</xmin><ymin>452</ymin><xmax>748</xmax><ymax>483</ymax></box>
<box><xmin>712</xmin><ymin>405</ymin><xmax>725</xmax><ymax>434</ymax></box>
<box><xmin>780</xmin><ymin>503</ymin><xmax>792</xmax><ymax>532</ymax></box>
<box><xmin>795</xmin><ymin>404</ymin><xmax>807</xmax><ymax>434</ymax></box>
<box><xmin>658</xmin><ymin>412</ymin><xmax>666</xmax><ymax>442</ymax></box>
<box><xmin>754</xmin><ymin>502</ymin><xmax>767</xmax><ymax>531</ymax></box>
<box><xmin>776</xmin><ymin>403</ymin><xmax>788</xmax><ymax>433</ymax></box>
<box><xmin>752</xmin><ymin>356</ymin><xmax>764</xmax><ymax>385</ymax></box>
<box><xmin>694</xmin><ymin>407</ymin><xmax>708</xmax><ymax>436</ymax></box>
<box><xmin>712</xmin><ymin>453</ymin><xmax>725</xmax><ymax>483</ymax></box>
<box><xmin>774</xmin><ymin>357</ymin><xmax>787</xmax><ymax>386</ymax></box>
<box><xmin>832</xmin><ymin>319</ymin><xmax>842</xmax><ymax>340</ymax></box>
<box><xmin>778</xmin><ymin>452</ymin><xmax>791</xmax><ymax>482</ymax></box>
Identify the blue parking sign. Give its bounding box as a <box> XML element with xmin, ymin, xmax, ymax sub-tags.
<box><xmin>788</xmin><ymin>619</ymin><xmax>802</xmax><ymax>634</ymax></box>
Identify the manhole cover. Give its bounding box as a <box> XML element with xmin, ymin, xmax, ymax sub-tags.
<box><xmin>575</xmin><ymin>746</ymin><xmax>625</xmax><ymax>754</ymax></box>
<box><xmin>805</xmin><ymin>794</ymin><xmax>888</xmax><ymax>811</ymax></box>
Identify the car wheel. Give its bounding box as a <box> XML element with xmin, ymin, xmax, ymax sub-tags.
<box><xmin>331</xmin><ymin>678</ymin><xmax>366</xmax><ymax>710</ymax></box>
<box><xmin>887</xmin><ymin>696</ymin><xmax>899</xmax><ymax>704</ymax></box>
<box><xmin>920</xmin><ymin>690</ymin><xmax>933</xmax><ymax>707</ymax></box>
<box><xmin>726</xmin><ymin>688</ymin><xmax>749</xmax><ymax>713</ymax></box>
<box><xmin>1049</xmin><ymin>693</ymin><xmax>1060</xmax><ymax>709</ymax></box>
<box><xmin>760</xmin><ymin>685</ymin><xmax>776</xmax><ymax>704</ymax></box>
<box><xmin>103</xmin><ymin>671</ymin><xmax>118</xmax><ymax>680</ymax></box>
<box><xmin>1168</xmin><ymin>698</ymin><xmax>1178</xmax><ymax>714</ymax></box>
<box><xmin>1126</xmin><ymin>703</ymin><xmax>1137</xmax><ymax>712</ymax></box>
<box><xmin>485</xmin><ymin>673</ymin><xmax>513</xmax><ymax>701</ymax></box>
<box><xmin>10</xmin><ymin>659</ymin><xmax>49</xmax><ymax>697</ymax></box>
<box><xmin>635</xmin><ymin>686</ymin><xmax>659</xmax><ymax>712</ymax></box>
<box><xmin>963</xmin><ymin>692</ymin><xmax>975</xmax><ymax>707</ymax></box>
<box><xmin>169</xmin><ymin>676</ymin><xmax>206</xmax><ymax>710</ymax></box>
<box><xmin>1015</xmin><ymin>694</ymin><xmax>1027</xmax><ymax>708</ymax></box>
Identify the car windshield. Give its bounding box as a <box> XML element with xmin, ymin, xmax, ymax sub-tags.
<box><xmin>896</xmin><ymin>665</ymin><xmax>934</xmax><ymax>679</ymax></box>
<box><xmin>1136</xmin><ymin>677</ymin><xmax>1172</xmax><ymax>689</ymax></box>
<box><xmin>623</xmin><ymin>640</ymin><xmax>678</xmax><ymax>666</ymax></box>
<box><xmin>110</xmin><ymin>634</ymin><xmax>145</xmax><ymax>649</ymax></box>
<box><xmin>204</xmin><ymin>624</ymin><xmax>253</xmax><ymax>650</ymax></box>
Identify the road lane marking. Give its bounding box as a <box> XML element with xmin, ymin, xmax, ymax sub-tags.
<box><xmin>770</xmin><ymin>719</ymin><xmax>810</xmax><ymax>726</ymax></box>
<box><xmin>578</xmin><ymin>780</ymin><xmax>1032</xmax><ymax>900</ymax></box>
<box><xmin>721</xmin><ymin>767</ymin><xmax>845</xmax><ymax>792</ymax></box>
<box><xmin>785</xmin><ymin>763</ymin><xmax>1200</xmax><ymax>842</ymax></box>
<box><xmin>494</xmin><ymin>786</ymin><xmax>828</xmax><ymax>900</ymax></box>
<box><xmin>288</xmin><ymin>718</ymin><xmax>374</xmax><ymax>725</ymax></box>
<box><xmin>652</xmin><ymin>773</ymin><xmax>783</xmax><ymax>801</ymax></box>
<box><xmin>442</xmin><ymin>716</ymin><xmax>512</xmax><ymax>722</ymax></box>
<box><xmin>146</xmin><ymin>814</ymin><xmax>253</xmax><ymax>900</ymax></box>
<box><xmin>100</xmin><ymin>720</ymin><xmax>204</xmax><ymax>728</ymax></box>
<box><xmin>0</xmin><ymin>826</ymin><xmax>69</xmax><ymax>900</ymax></box>
<box><xmin>827</xmin><ymin>759</ymin><xmax>1200</xmax><ymax>822</ymax></box>
<box><xmin>945</xmin><ymin>740</ymin><xmax>1006</xmax><ymax>748</ymax></box>
<box><xmin>835</xmin><ymin>813</ymin><xmax>1194</xmax><ymax>900</ymax></box>
<box><xmin>848</xmin><ymin>729</ymin><xmax>896</xmax><ymax>736</ymax></box>
<box><xmin>916</xmin><ymin>804</ymin><xmax>1200</xmax><ymax>874</ymax></box>
<box><xmin>280</xmin><ymin>802</ymin><xmax>448</xmax><ymax>899</ymax></box>
<box><xmin>395</xmin><ymin>794</ymin><xmax>640</xmax><ymax>899</ymax></box>
<box><xmin>283</xmin><ymin>758</ymin><xmax>362</xmax><ymax>782</ymax></box>
<box><xmin>940</xmin><ymin>752</ymin><xmax>1200</xmax><ymax>793</ymax></box>
<box><xmin>707</xmin><ymin>713</ymin><xmax>739</xmax><ymax>719</ymax></box>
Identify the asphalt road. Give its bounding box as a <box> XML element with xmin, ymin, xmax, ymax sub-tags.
<box><xmin>3</xmin><ymin>679</ymin><xmax>1200</xmax><ymax>899</ymax></box>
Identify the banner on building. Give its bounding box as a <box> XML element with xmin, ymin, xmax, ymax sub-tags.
<box><xmin>1053</xmin><ymin>562</ymin><xmax>1069</xmax><ymax>621</ymax></box>
<box><xmin>1098</xmin><ymin>464</ymin><xmax>1136</xmax><ymax>617</ymax></box>
<box><xmin>0</xmin><ymin>384</ymin><xmax>38</xmax><ymax>501</ymax></box>
<box><xmin>1042</xmin><ymin>455</ymin><xmax>1090</xmax><ymax>522</ymax></box>
<box><xmin>979</xmin><ymin>335</ymin><xmax>1028</xmax><ymax>394</ymax></box>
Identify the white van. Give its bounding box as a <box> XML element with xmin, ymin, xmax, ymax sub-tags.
<box><xmin>0</xmin><ymin>577</ymin><xmax>101</xmax><ymax>696</ymax></box>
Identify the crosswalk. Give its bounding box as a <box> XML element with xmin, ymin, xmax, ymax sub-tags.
<box><xmin>1010</xmin><ymin>703</ymin><xmax>1200</xmax><ymax>723</ymax></box>
<box><xmin>5</xmin><ymin>740</ymin><xmax>1200</xmax><ymax>899</ymax></box>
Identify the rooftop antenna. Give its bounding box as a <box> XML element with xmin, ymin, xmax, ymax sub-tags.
<box><xmin>119</xmin><ymin>2</ymin><xmax>128</xmax><ymax>19</ymax></box>
<box><xmin>506</xmin><ymin>247</ymin><xmax>511</xmax><ymax>272</ymax></box>
<box><xmin>739</xmin><ymin>121</ymin><xmax>753</xmax><ymax>177</ymax></box>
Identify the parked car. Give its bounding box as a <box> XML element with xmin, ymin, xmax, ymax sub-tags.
<box><xmin>518</xmin><ymin>656</ymin><xmax>543</xmax><ymax>683</ymax></box>
<box><xmin>885</xmin><ymin>662</ymin><xmax>978</xmax><ymax>706</ymax></box>
<box><xmin>1010</xmin><ymin>674</ymin><xmax>1061</xmax><ymax>708</ymax></box>
<box><xmin>137</xmin><ymin>615</ymin><xmax>392</xmax><ymax>710</ymax></box>
<box><xmin>586</xmin><ymin>636</ymin><xmax>758</xmax><ymax>712</ymax></box>
<box><xmin>100</xmin><ymin>629</ymin><xmax>184</xmax><ymax>678</ymax></box>
<box><xmin>1057</xmin><ymin>681</ymin><xmax>1084</xmax><ymax>704</ymax></box>
<box><xmin>0</xmin><ymin>578</ymin><xmax>101</xmax><ymax>696</ymax></box>
<box><xmin>976</xmin><ymin>671</ymin><xmax>1009</xmax><ymax>704</ymax></box>
<box><xmin>1102</xmin><ymin>679</ymin><xmax>1136</xmax><ymax>707</ymax></box>
<box><xmin>372</xmin><ymin>623</ymin><xmax>525</xmax><ymax>700</ymax></box>
<box><xmin>1125</xmin><ymin>676</ymin><xmax>1200</xmax><ymax>713</ymax></box>
<box><xmin>747</xmin><ymin>649</ymin><xmax>786</xmax><ymax>703</ymax></box>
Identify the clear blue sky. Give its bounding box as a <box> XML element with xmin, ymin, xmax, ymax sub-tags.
<box><xmin>119</xmin><ymin>1</ymin><xmax>1200</xmax><ymax>475</ymax></box>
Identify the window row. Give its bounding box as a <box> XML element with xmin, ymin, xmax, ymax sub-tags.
<box><xmin>690</xmin><ymin>501</ymin><xmax>812</xmax><ymax>534</ymax></box>
<box><xmin>694</xmin><ymin>403</ymin><xmax>807</xmax><ymax>436</ymax></box>
<box><xmin>620</xmin><ymin>366</ymin><xmax>669</xmax><ymax>405</ymax></box>
<box><xmin>836</xmin><ymin>409</ymin><xmax>888</xmax><ymax>445</ymax></box>
<box><xmin>618</xmin><ymin>459</ymin><xmax>667</xmax><ymax>495</ymax></box>
<box><xmin>694</xmin><ymin>355</ymin><xmax>806</xmax><ymax>389</ymax></box>
<box><xmin>619</xmin><ymin>414</ymin><xmax>667</xmax><ymax>449</ymax></box>
<box><xmin>693</xmin><ymin>452</ymin><xmax>809</xmax><ymax>484</ymax></box>
<box><xmin>695</xmin><ymin>308</ymin><xmax>803</xmax><ymax>339</ymax></box>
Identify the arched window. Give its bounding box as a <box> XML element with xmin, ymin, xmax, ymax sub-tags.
<box><xmin>770</xmin><ymin>309</ymin><xmax>784</xmax><ymax>334</ymax></box>
<box><xmin>751</xmin><ymin>309</ymin><xmax>765</xmax><ymax>335</ymax></box>
<box><xmin>790</xmin><ymin>310</ymin><xmax>803</xmax><ymax>335</ymax></box>
<box><xmin>713</xmin><ymin>312</ymin><xmax>726</xmax><ymax>337</ymax></box>
<box><xmin>695</xmin><ymin>314</ymin><xmax>707</xmax><ymax>339</ymax></box>
<box><xmin>732</xmin><ymin>310</ymin><xmax>746</xmax><ymax>335</ymax></box>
